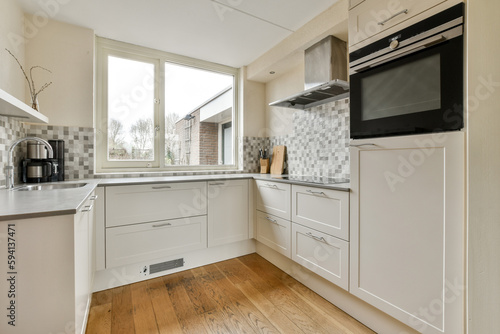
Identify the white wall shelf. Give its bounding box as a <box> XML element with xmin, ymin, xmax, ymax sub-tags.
<box><xmin>0</xmin><ymin>88</ymin><xmax>49</xmax><ymax>123</ymax></box>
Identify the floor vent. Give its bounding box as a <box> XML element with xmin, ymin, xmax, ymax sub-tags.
<box><xmin>150</xmin><ymin>258</ymin><xmax>184</xmax><ymax>275</ymax></box>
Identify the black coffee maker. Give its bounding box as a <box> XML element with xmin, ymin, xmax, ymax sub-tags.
<box><xmin>22</xmin><ymin>140</ymin><xmax>65</xmax><ymax>183</ymax></box>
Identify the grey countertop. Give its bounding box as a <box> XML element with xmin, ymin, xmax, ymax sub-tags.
<box><xmin>0</xmin><ymin>179</ymin><xmax>100</xmax><ymax>221</ymax></box>
<box><xmin>0</xmin><ymin>174</ymin><xmax>349</xmax><ymax>221</ymax></box>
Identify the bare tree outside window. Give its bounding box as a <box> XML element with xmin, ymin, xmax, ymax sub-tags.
<box><xmin>108</xmin><ymin>119</ymin><xmax>126</xmax><ymax>159</ymax></box>
<box><xmin>165</xmin><ymin>112</ymin><xmax>181</xmax><ymax>165</ymax></box>
<box><xmin>130</xmin><ymin>118</ymin><xmax>154</xmax><ymax>160</ymax></box>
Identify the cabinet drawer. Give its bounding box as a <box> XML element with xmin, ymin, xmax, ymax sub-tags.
<box><xmin>105</xmin><ymin>181</ymin><xmax>207</xmax><ymax>227</ymax></box>
<box><xmin>256</xmin><ymin>210</ymin><xmax>291</xmax><ymax>258</ymax></box>
<box><xmin>255</xmin><ymin>180</ymin><xmax>291</xmax><ymax>220</ymax></box>
<box><xmin>292</xmin><ymin>223</ymin><xmax>349</xmax><ymax>291</ymax></box>
<box><xmin>106</xmin><ymin>216</ymin><xmax>207</xmax><ymax>268</ymax></box>
<box><xmin>292</xmin><ymin>185</ymin><xmax>349</xmax><ymax>241</ymax></box>
<box><xmin>349</xmin><ymin>0</ymin><xmax>447</xmax><ymax>47</ymax></box>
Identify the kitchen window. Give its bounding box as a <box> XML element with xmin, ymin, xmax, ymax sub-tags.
<box><xmin>95</xmin><ymin>37</ymin><xmax>239</xmax><ymax>172</ymax></box>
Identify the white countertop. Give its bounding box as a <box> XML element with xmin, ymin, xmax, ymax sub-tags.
<box><xmin>0</xmin><ymin>174</ymin><xmax>349</xmax><ymax>221</ymax></box>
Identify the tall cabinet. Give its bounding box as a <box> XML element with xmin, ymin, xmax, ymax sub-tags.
<box><xmin>349</xmin><ymin>132</ymin><xmax>465</xmax><ymax>334</ymax></box>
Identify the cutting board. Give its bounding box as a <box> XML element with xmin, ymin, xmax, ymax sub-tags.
<box><xmin>270</xmin><ymin>145</ymin><xmax>286</xmax><ymax>175</ymax></box>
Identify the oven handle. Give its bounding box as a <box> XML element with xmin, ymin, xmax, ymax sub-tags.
<box><xmin>350</xmin><ymin>25</ymin><xmax>462</xmax><ymax>74</ymax></box>
<box><xmin>351</xmin><ymin>34</ymin><xmax>445</xmax><ymax>73</ymax></box>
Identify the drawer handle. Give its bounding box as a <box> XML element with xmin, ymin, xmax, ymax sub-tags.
<box><xmin>306</xmin><ymin>232</ymin><xmax>327</xmax><ymax>243</ymax></box>
<box><xmin>90</xmin><ymin>195</ymin><xmax>98</xmax><ymax>200</ymax></box>
<box><xmin>81</xmin><ymin>204</ymin><xmax>94</xmax><ymax>212</ymax></box>
<box><xmin>152</xmin><ymin>222</ymin><xmax>172</xmax><ymax>228</ymax></box>
<box><xmin>350</xmin><ymin>143</ymin><xmax>377</xmax><ymax>147</ymax></box>
<box><xmin>378</xmin><ymin>9</ymin><xmax>408</xmax><ymax>26</ymax></box>
<box><xmin>265</xmin><ymin>216</ymin><xmax>278</xmax><ymax>224</ymax></box>
<box><xmin>209</xmin><ymin>182</ymin><xmax>225</xmax><ymax>186</ymax></box>
<box><xmin>265</xmin><ymin>183</ymin><xmax>278</xmax><ymax>189</ymax></box>
<box><xmin>306</xmin><ymin>190</ymin><xmax>325</xmax><ymax>196</ymax></box>
<box><xmin>152</xmin><ymin>185</ymin><xmax>171</xmax><ymax>190</ymax></box>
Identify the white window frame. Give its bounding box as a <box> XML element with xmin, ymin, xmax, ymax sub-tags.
<box><xmin>95</xmin><ymin>37</ymin><xmax>240</xmax><ymax>173</ymax></box>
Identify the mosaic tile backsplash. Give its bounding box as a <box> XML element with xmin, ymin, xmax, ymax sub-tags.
<box><xmin>266</xmin><ymin>98</ymin><xmax>350</xmax><ymax>179</ymax></box>
<box><xmin>0</xmin><ymin>99</ymin><xmax>350</xmax><ymax>186</ymax></box>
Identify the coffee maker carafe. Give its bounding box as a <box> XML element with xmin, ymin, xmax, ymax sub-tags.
<box><xmin>22</xmin><ymin>140</ymin><xmax>64</xmax><ymax>183</ymax></box>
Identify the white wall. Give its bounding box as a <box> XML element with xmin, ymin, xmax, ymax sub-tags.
<box><xmin>24</xmin><ymin>15</ymin><xmax>94</xmax><ymax>128</ymax></box>
<box><xmin>467</xmin><ymin>0</ymin><xmax>500</xmax><ymax>332</ymax></box>
<box><xmin>0</xmin><ymin>0</ymin><xmax>26</xmax><ymax>100</ymax></box>
<box><xmin>265</xmin><ymin>63</ymin><xmax>304</xmax><ymax>137</ymax></box>
<box><xmin>240</xmin><ymin>66</ymin><xmax>266</xmax><ymax>137</ymax></box>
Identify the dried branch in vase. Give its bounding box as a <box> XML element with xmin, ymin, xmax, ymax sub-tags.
<box><xmin>5</xmin><ymin>48</ymin><xmax>53</xmax><ymax>111</ymax></box>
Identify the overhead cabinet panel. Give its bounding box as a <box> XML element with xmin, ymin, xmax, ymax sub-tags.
<box><xmin>348</xmin><ymin>0</ymin><xmax>449</xmax><ymax>48</ymax></box>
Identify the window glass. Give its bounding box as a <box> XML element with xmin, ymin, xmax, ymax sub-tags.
<box><xmin>107</xmin><ymin>56</ymin><xmax>155</xmax><ymax>161</ymax></box>
<box><xmin>164</xmin><ymin>62</ymin><xmax>233</xmax><ymax>166</ymax></box>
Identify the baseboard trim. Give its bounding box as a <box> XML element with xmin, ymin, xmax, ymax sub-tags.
<box><xmin>93</xmin><ymin>239</ymin><xmax>256</xmax><ymax>292</ymax></box>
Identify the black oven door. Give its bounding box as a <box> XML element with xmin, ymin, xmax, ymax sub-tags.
<box><xmin>349</xmin><ymin>35</ymin><xmax>463</xmax><ymax>139</ymax></box>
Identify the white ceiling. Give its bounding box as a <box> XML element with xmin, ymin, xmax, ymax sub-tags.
<box><xmin>17</xmin><ymin>0</ymin><xmax>339</xmax><ymax>68</ymax></box>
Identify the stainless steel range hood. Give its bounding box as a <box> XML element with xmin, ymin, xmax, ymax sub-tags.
<box><xmin>269</xmin><ymin>36</ymin><xmax>349</xmax><ymax>110</ymax></box>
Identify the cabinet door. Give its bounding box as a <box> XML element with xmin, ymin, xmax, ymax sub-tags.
<box><xmin>350</xmin><ymin>132</ymin><xmax>464</xmax><ymax>334</ymax></box>
<box><xmin>349</xmin><ymin>0</ymin><xmax>448</xmax><ymax>48</ymax></box>
<box><xmin>106</xmin><ymin>181</ymin><xmax>207</xmax><ymax>227</ymax></box>
<box><xmin>208</xmin><ymin>179</ymin><xmax>249</xmax><ymax>247</ymax></box>
<box><xmin>255</xmin><ymin>180</ymin><xmax>291</xmax><ymax>220</ymax></box>
<box><xmin>292</xmin><ymin>185</ymin><xmax>349</xmax><ymax>241</ymax></box>
<box><xmin>292</xmin><ymin>223</ymin><xmax>349</xmax><ymax>291</ymax></box>
<box><xmin>74</xmin><ymin>194</ymin><xmax>93</xmax><ymax>334</ymax></box>
<box><xmin>106</xmin><ymin>216</ymin><xmax>207</xmax><ymax>268</ymax></box>
<box><xmin>256</xmin><ymin>211</ymin><xmax>291</xmax><ymax>258</ymax></box>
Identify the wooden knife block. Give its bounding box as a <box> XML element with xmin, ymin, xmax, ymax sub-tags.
<box><xmin>260</xmin><ymin>158</ymin><xmax>270</xmax><ymax>173</ymax></box>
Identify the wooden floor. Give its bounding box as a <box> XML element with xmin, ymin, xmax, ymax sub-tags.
<box><xmin>86</xmin><ymin>253</ymin><xmax>375</xmax><ymax>334</ymax></box>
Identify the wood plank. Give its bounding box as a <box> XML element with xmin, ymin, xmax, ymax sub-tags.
<box><xmin>147</xmin><ymin>277</ymin><xmax>183</xmax><ymax>334</ymax></box>
<box><xmin>85</xmin><ymin>303</ymin><xmax>112</xmax><ymax>334</ymax></box>
<box><xmin>181</xmin><ymin>269</ymin><xmax>217</xmax><ymax>315</ymax></box>
<box><xmin>236</xmin><ymin>280</ymin><xmax>304</xmax><ymax>334</ymax></box>
<box><xmin>90</xmin><ymin>289</ymin><xmax>113</xmax><ymax>308</ymax></box>
<box><xmin>193</xmin><ymin>265</ymin><xmax>262</xmax><ymax>334</ymax></box>
<box><xmin>240</xmin><ymin>254</ymin><xmax>375</xmax><ymax>333</ymax></box>
<box><xmin>203</xmin><ymin>309</ymin><xmax>233</xmax><ymax>333</ymax></box>
<box><xmin>237</xmin><ymin>256</ymin><xmax>337</xmax><ymax>334</ymax></box>
<box><xmin>110</xmin><ymin>285</ymin><xmax>136</xmax><ymax>334</ymax></box>
<box><xmin>163</xmin><ymin>272</ymin><xmax>209</xmax><ymax>334</ymax></box>
<box><xmin>130</xmin><ymin>281</ymin><xmax>159</xmax><ymax>334</ymax></box>
<box><xmin>209</xmin><ymin>263</ymin><xmax>280</xmax><ymax>334</ymax></box>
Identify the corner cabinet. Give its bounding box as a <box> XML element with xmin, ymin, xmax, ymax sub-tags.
<box><xmin>208</xmin><ymin>179</ymin><xmax>249</xmax><ymax>247</ymax></box>
<box><xmin>349</xmin><ymin>132</ymin><xmax>465</xmax><ymax>334</ymax></box>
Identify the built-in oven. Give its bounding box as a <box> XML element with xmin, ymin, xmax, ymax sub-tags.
<box><xmin>349</xmin><ymin>3</ymin><xmax>464</xmax><ymax>139</ymax></box>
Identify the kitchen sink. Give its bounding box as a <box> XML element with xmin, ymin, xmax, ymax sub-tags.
<box><xmin>14</xmin><ymin>183</ymin><xmax>87</xmax><ymax>191</ymax></box>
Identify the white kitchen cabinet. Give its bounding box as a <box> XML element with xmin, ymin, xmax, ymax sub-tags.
<box><xmin>349</xmin><ymin>132</ymin><xmax>465</xmax><ymax>334</ymax></box>
<box><xmin>348</xmin><ymin>0</ymin><xmax>449</xmax><ymax>48</ymax></box>
<box><xmin>255</xmin><ymin>180</ymin><xmax>291</xmax><ymax>220</ymax></box>
<box><xmin>105</xmin><ymin>181</ymin><xmax>207</xmax><ymax>227</ymax></box>
<box><xmin>291</xmin><ymin>185</ymin><xmax>349</xmax><ymax>241</ymax></box>
<box><xmin>74</xmin><ymin>191</ymin><xmax>96</xmax><ymax>334</ymax></box>
<box><xmin>208</xmin><ymin>179</ymin><xmax>249</xmax><ymax>247</ymax></box>
<box><xmin>256</xmin><ymin>210</ymin><xmax>291</xmax><ymax>258</ymax></box>
<box><xmin>0</xmin><ymin>192</ymin><xmax>95</xmax><ymax>334</ymax></box>
<box><xmin>291</xmin><ymin>223</ymin><xmax>349</xmax><ymax>291</ymax></box>
<box><xmin>106</xmin><ymin>216</ymin><xmax>207</xmax><ymax>268</ymax></box>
